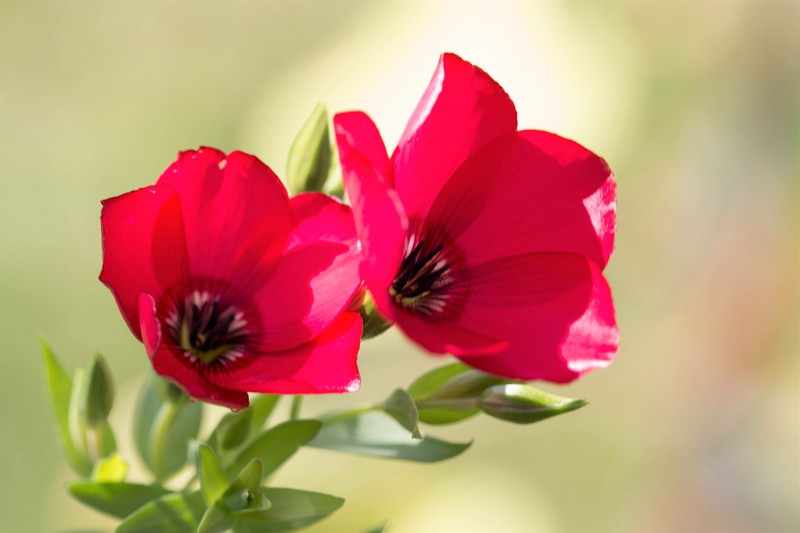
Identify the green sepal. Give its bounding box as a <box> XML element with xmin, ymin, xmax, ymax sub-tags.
<box><xmin>41</xmin><ymin>340</ymin><xmax>93</xmax><ymax>476</ymax></box>
<box><xmin>408</xmin><ymin>362</ymin><xmax>472</xmax><ymax>400</ymax></box>
<box><xmin>81</xmin><ymin>353</ymin><xmax>114</xmax><ymax>428</ymax></box>
<box><xmin>287</xmin><ymin>103</ymin><xmax>332</xmax><ymax>194</ymax></box>
<box><xmin>92</xmin><ymin>452</ymin><xmax>128</xmax><ymax>482</ymax></box>
<box><xmin>115</xmin><ymin>491</ymin><xmax>205</xmax><ymax>533</ymax></box>
<box><xmin>226</xmin><ymin>420</ymin><xmax>321</xmax><ymax>481</ymax></box>
<box><xmin>381</xmin><ymin>389</ymin><xmax>421</xmax><ymax>439</ymax></box>
<box><xmin>230</xmin><ymin>487</ymin><xmax>344</xmax><ymax>532</ymax></box>
<box><xmin>68</xmin><ymin>481</ymin><xmax>171</xmax><ymax>519</ymax></box>
<box><xmin>359</xmin><ymin>291</ymin><xmax>392</xmax><ymax>339</ymax></box>
<box><xmin>309</xmin><ymin>411</ymin><xmax>471</xmax><ymax>462</ymax></box>
<box><xmin>478</xmin><ymin>384</ymin><xmax>587</xmax><ymax>424</ymax></box>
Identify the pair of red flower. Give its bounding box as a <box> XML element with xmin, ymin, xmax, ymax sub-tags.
<box><xmin>100</xmin><ymin>54</ymin><xmax>618</xmax><ymax>409</ymax></box>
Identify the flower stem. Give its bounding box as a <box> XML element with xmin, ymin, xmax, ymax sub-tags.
<box><xmin>289</xmin><ymin>396</ymin><xmax>303</xmax><ymax>420</ymax></box>
<box><xmin>148</xmin><ymin>401</ymin><xmax>180</xmax><ymax>482</ymax></box>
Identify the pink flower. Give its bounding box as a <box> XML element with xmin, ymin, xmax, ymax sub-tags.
<box><xmin>100</xmin><ymin>148</ymin><xmax>362</xmax><ymax>408</ymax></box>
<box><xmin>334</xmin><ymin>53</ymin><xmax>618</xmax><ymax>383</ymax></box>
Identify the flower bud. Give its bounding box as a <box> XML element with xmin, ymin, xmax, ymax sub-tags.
<box><xmin>477</xmin><ymin>384</ymin><xmax>587</xmax><ymax>424</ymax></box>
<box><xmin>287</xmin><ymin>104</ymin><xmax>333</xmax><ymax>194</ymax></box>
<box><xmin>429</xmin><ymin>370</ymin><xmax>506</xmax><ymax>400</ymax></box>
<box><xmin>80</xmin><ymin>354</ymin><xmax>114</xmax><ymax>428</ymax></box>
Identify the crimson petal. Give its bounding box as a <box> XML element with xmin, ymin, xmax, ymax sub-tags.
<box><xmin>424</xmin><ymin>130</ymin><xmax>615</xmax><ymax>268</ymax></box>
<box><xmin>206</xmin><ymin>312</ymin><xmax>362</xmax><ymax>394</ymax></box>
<box><xmin>100</xmin><ymin>185</ymin><xmax>188</xmax><ymax>339</ymax></box>
<box><xmin>453</xmin><ymin>254</ymin><xmax>618</xmax><ymax>381</ymax></box>
<box><xmin>253</xmin><ymin>193</ymin><xmax>361</xmax><ymax>350</ymax></box>
<box><xmin>157</xmin><ymin>148</ymin><xmax>293</xmax><ymax>297</ymax></box>
<box><xmin>393</xmin><ymin>53</ymin><xmax>517</xmax><ymax>221</ymax></box>
<box><xmin>335</xmin><ymin>111</ymin><xmax>408</xmax><ymax>315</ymax></box>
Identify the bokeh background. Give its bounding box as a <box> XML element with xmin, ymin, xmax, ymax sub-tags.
<box><xmin>1</xmin><ymin>1</ymin><xmax>798</xmax><ymax>532</ymax></box>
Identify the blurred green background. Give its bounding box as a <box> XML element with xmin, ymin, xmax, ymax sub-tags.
<box><xmin>1</xmin><ymin>1</ymin><xmax>798</xmax><ymax>532</ymax></box>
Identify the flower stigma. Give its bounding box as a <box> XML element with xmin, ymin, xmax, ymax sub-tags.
<box><xmin>166</xmin><ymin>290</ymin><xmax>248</xmax><ymax>364</ymax></box>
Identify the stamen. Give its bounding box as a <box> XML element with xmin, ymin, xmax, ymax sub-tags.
<box><xmin>167</xmin><ymin>290</ymin><xmax>248</xmax><ymax>364</ymax></box>
<box><xmin>390</xmin><ymin>235</ymin><xmax>455</xmax><ymax>316</ymax></box>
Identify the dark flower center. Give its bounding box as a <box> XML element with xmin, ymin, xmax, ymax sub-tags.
<box><xmin>389</xmin><ymin>234</ymin><xmax>454</xmax><ymax>315</ymax></box>
<box><xmin>166</xmin><ymin>291</ymin><xmax>248</xmax><ymax>364</ymax></box>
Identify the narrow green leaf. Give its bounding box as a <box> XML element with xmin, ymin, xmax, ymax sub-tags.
<box><xmin>68</xmin><ymin>481</ymin><xmax>171</xmax><ymax>519</ymax></box>
<box><xmin>68</xmin><ymin>368</ymin><xmax>90</xmax><ymax>463</ymax></box>
<box><xmin>286</xmin><ymin>103</ymin><xmax>332</xmax><ymax>194</ymax></box>
<box><xmin>82</xmin><ymin>353</ymin><xmax>115</xmax><ymax>428</ymax></box>
<box><xmin>198</xmin><ymin>446</ymin><xmax>230</xmax><ymax>506</ymax></box>
<box><xmin>381</xmin><ymin>389</ymin><xmax>421</xmax><ymax>439</ymax></box>
<box><xmin>407</xmin><ymin>362</ymin><xmax>471</xmax><ymax>400</ymax></box>
<box><xmin>308</xmin><ymin>412</ymin><xmax>471</xmax><ymax>462</ymax></box>
<box><xmin>231</xmin><ymin>487</ymin><xmax>344</xmax><ymax>532</ymax></box>
<box><xmin>248</xmin><ymin>395</ymin><xmax>281</xmax><ymax>435</ymax></box>
<box><xmin>92</xmin><ymin>453</ymin><xmax>128</xmax><ymax>483</ymax></box>
<box><xmin>41</xmin><ymin>340</ymin><xmax>92</xmax><ymax>476</ymax></box>
<box><xmin>227</xmin><ymin>420</ymin><xmax>321</xmax><ymax>480</ymax></box>
<box><xmin>478</xmin><ymin>384</ymin><xmax>587</xmax><ymax>424</ymax></box>
<box><xmin>115</xmin><ymin>491</ymin><xmax>205</xmax><ymax>533</ymax></box>
<box><xmin>417</xmin><ymin>403</ymin><xmax>480</xmax><ymax>426</ymax></box>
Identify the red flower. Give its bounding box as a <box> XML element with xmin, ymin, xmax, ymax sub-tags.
<box><xmin>100</xmin><ymin>148</ymin><xmax>362</xmax><ymax>408</ymax></box>
<box><xmin>334</xmin><ymin>53</ymin><xmax>618</xmax><ymax>382</ymax></box>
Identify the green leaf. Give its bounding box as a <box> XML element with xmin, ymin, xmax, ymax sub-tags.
<box><xmin>41</xmin><ymin>340</ymin><xmax>93</xmax><ymax>476</ymax></box>
<box><xmin>115</xmin><ymin>491</ymin><xmax>205</xmax><ymax>533</ymax></box>
<box><xmin>211</xmin><ymin>408</ymin><xmax>253</xmax><ymax>452</ymax></box>
<box><xmin>416</xmin><ymin>402</ymin><xmax>480</xmax><ymax>426</ymax></box>
<box><xmin>309</xmin><ymin>412</ymin><xmax>471</xmax><ymax>462</ymax></box>
<box><xmin>81</xmin><ymin>353</ymin><xmax>115</xmax><ymax>428</ymax></box>
<box><xmin>231</xmin><ymin>488</ymin><xmax>344</xmax><ymax>532</ymax></box>
<box><xmin>478</xmin><ymin>384</ymin><xmax>588</xmax><ymax>424</ymax></box>
<box><xmin>92</xmin><ymin>453</ymin><xmax>128</xmax><ymax>482</ymax></box>
<box><xmin>407</xmin><ymin>362</ymin><xmax>472</xmax><ymax>400</ymax></box>
<box><xmin>227</xmin><ymin>420</ymin><xmax>321</xmax><ymax>480</ymax></box>
<box><xmin>286</xmin><ymin>103</ymin><xmax>332</xmax><ymax>194</ymax></box>
<box><xmin>381</xmin><ymin>389</ymin><xmax>421</xmax><ymax>439</ymax></box>
<box><xmin>248</xmin><ymin>395</ymin><xmax>281</xmax><ymax>434</ymax></box>
<box><xmin>68</xmin><ymin>481</ymin><xmax>171</xmax><ymax>519</ymax></box>
<box><xmin>198</xmin><ymin>446</ymin><xmax>230</xmax><ymax>506</ymax></box>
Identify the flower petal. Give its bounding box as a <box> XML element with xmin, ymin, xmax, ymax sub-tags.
<box><xmin>253</xmin><ymin>193</ymin><xmax>361</xmax><ymax>350</ymax></box>
<box><xmin>393</xmin><ymin>53</ymin><xmax>517</xmax><ymax>221</ymax></box>
<box><xmin>206</xmin><ymin>312</ymin><xmax>362</xmax><ymax>394</ymax></box>
<box><xmin>392</xmin><ymin>311</ymin><xmax>508</xmax><ymax>357</ymax></box>
<box><xmin>100</xmin><ymin>185</ymin><xmax>188</xmax><ymax>339</ymax></box>
<box><xmin>334</xmin><ymin>112</ymin><xmax>408</xmax><ymax>314</ymax></box>
<box><xmin>157</xmin><ymin>148</ymin><xmax>293</xmax><ymax>296</ymax></box>
<box><xmin>424</xmin><ymin>130</ymin><xmax>615</xmax><ymax>268</ymax></box>
<box><xmin>453</xmin><ymin>254</ymin><xmax>618</xmax><ymax>381</ymax></box>
<box><xmin>138</xmin><ymin>293</ymin><xmax>249</xmax><ymax>409</ymax></box>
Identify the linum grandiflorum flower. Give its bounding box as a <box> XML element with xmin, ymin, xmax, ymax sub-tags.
<box><xmin>334</xmin><ymin>53</ymin><xmax>618</xmax><ymax>382</ymax></box>
<box><xmin>100</xmin><ymin>148</ymin><xmax>362</xmax><ymax>408</ymax></box>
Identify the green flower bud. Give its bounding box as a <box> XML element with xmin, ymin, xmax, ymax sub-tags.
<box><xmin>477</xmin><ymin>384</ymin><xmax>587</xmax><ymax>424</ymax></box>
<box><xmin>287</xmin><ymin>104</ymin><xmax>333</xmax><ymax>194</ymax></box>
<box><xmin>80</xmin><ymin>354</ymin><xmax>114</xmax><ymax>428</ymax></box>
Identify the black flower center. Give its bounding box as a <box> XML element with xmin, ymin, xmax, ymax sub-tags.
<box><xmin>167</xmin><ymin>291</ymin><xmax>248</xmax><ymax>364</ymax></box>
<box><xmin>389</xmin><ymin>234</ymin><xmax>454</xmax><ymax>315</ymax></box>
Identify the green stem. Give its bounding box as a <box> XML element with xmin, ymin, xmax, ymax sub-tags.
<box><xmin>148</xmin><ymin>401</ymin><xmax>180</xmax><ymax>482</ymax></box>
<box><xmin>289</xmin><ymin>396</ymin><xmax>304</xmax><ymax>420</ymax></box>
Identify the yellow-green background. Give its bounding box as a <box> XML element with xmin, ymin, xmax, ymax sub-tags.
<box><xmin>1</xmin><ymin>1</ymin><xmax>798</xmax><ymax>532</ymax></box>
